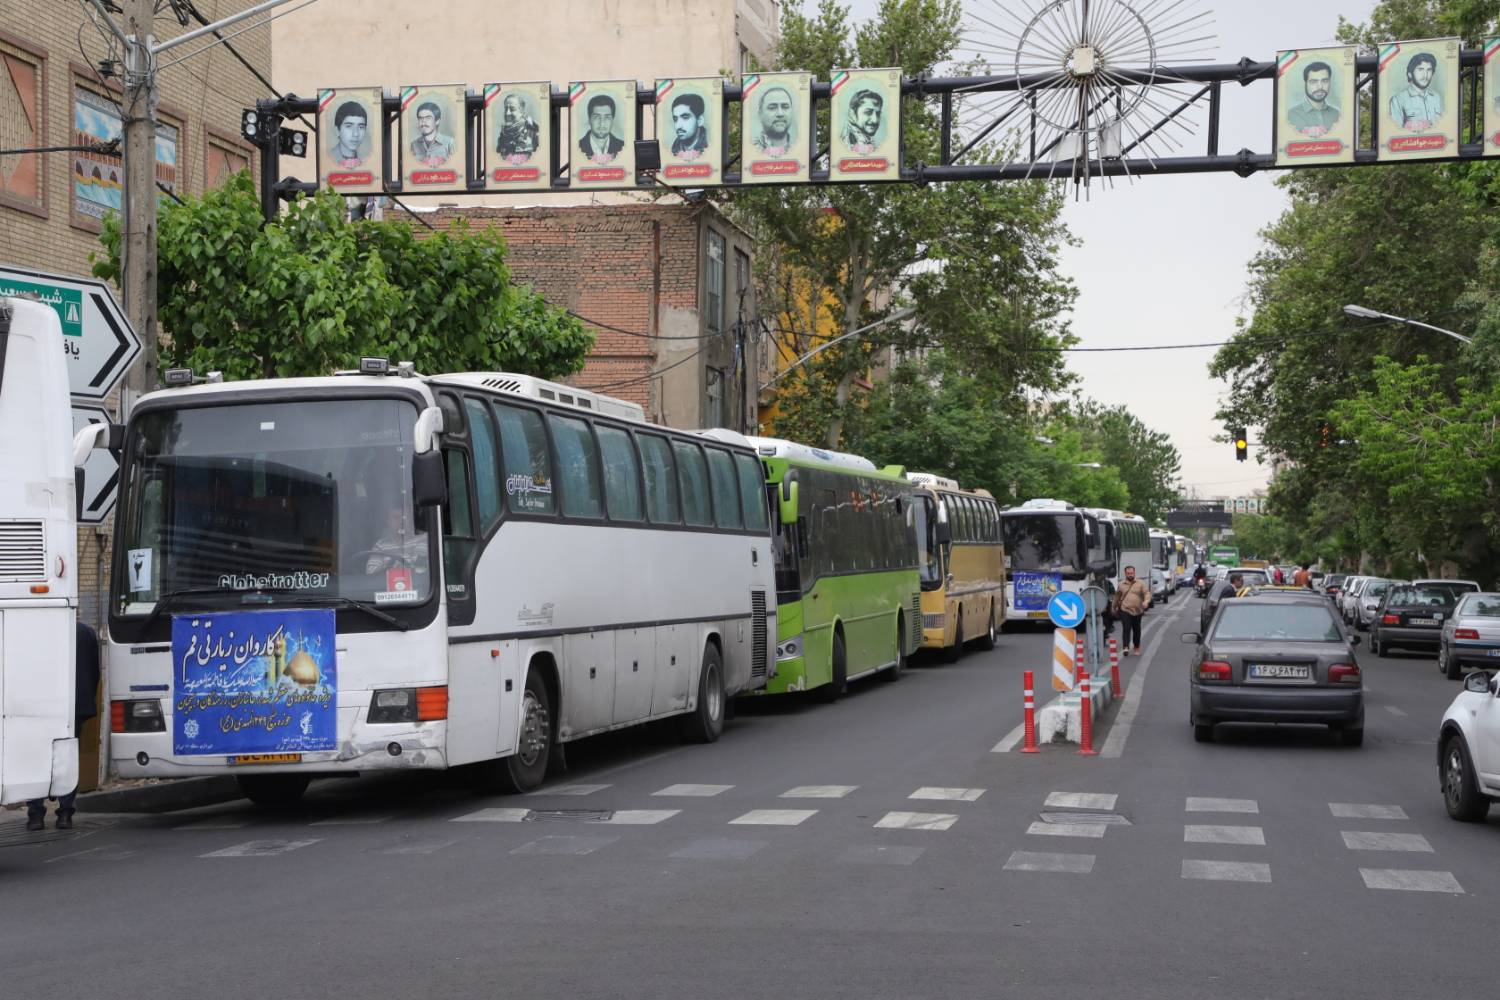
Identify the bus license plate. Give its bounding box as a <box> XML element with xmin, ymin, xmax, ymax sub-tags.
<box><xmin>227</xmin><ymin>754</ymin><xmax>302</xmax><ymax>765</ymax></box>
<box><xmin>1028</xmin><ymin>611</ymin><xmax>1049</xmax><ymax>618</ymax></box>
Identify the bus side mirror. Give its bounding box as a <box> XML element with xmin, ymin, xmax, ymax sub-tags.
<box><xmin>779</xmin><ymin>480</ymin><xmax>799</xmax><ymax>526</ymax></box>
<box><xmin>414</xmin><ymin>406</ymin><xmax>445</xmax><ymax>455</ymax></box>
<box><xmin>412</xmin><ymin>451</ymin><xmax>447</xmax><ymax>507</ymax></box>
<box><xmin>936</xmin><ymin>520</ymin><xmax>952</xmax><ymax>545</ymax></box>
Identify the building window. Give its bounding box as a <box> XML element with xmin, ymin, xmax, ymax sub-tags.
<box><xmin>734</xmin><ymin>247</ymin><xmax>751</xmax><ymax>322</ymax></box>
<box><xmin>71</xmin><ymin>81</ymin><xmax>182</xmax><ymax>231</ymax></box>
<box><xmin>205</xmin><ymin>127</ymin><xmax>253</xmax><ymax>190</ymax></box>
<box><xmin>706</xmin><ymin>229</ymin><xmax>725</xmax><ymax>338</ymax></box>
<box><xmin>0</xmin><ymin>33</ymin><xmax>46</xmax><ymax>217</ymax></box>
<box><xmin>706</xmin><ymin>366</ymin><xmax>725</xmax><ymax>429</ymax></box>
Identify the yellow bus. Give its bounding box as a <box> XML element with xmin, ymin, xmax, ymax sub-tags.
<box><xmin>907</xmin><ymin>474</ymin><xmax>1006</xmax><ymax>661</ymax></box>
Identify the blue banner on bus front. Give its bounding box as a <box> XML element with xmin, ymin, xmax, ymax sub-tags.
<box><xmin>172</xmin><ymin>609</ymin><xmax>338</xmax><ymax>756</ymax></box>
<box><xmin>1013</xmin><ymin>571</ymin><xmax>1063</xmax><ymax>611</ymax></box>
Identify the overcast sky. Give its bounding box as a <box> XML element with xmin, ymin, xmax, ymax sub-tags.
<box><xmin>845</xmin><ymin>0</ymin><xmax>1378</xmax><ymax>498</ymax></box>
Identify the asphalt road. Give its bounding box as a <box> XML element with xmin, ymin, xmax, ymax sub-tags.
<box><xmin>3</xmin><ymin>594</ymin><xmax>1496</xmax><ymax>999</ymax></box>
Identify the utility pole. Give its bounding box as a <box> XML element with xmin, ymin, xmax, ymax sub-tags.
<box><xmin>120</xmin><ymin>0</ymin><xmax>159</xmax><ymax>401</ymax></box>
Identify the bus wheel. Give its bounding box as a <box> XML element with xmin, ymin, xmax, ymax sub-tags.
<box><xmin>944</xmin><ymin>618</ymin><xmax>964</xmax><ymax>664</ymax></box>
<box><xmin>977</xmin><ymin>601</ymin><xmax>998</xmax><ymax>651</ymax></box>
<box><xmin>485</xmin><ymin>668</ymin><xmax>552</xmax><ymax>794</ymax></box>
<box><xmin>880</xmin><ymin>618</ymin><xmax>906</xmax><ymax>682</ymax></box>
<box><xmin>680</xmin><ymin>643</ymin><xmax>725</xmax><ymax>743</ymax></box>
<box><xmin>236</xmin><ymin>773</ymin><xmax>310</xmax><ymax>808</ymax></box>
<box><xmin>816</xmin><ymin>630</ymin><xmax>848</xmax><ymax>703</ymax></box>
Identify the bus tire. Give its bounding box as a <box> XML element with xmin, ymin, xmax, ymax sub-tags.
<box><xmin>236</xmin><ymin>773</ymin><xmax>311</xmax><ymax>808</ymax></box>
<box><xmin>817</xmin><ymin>630</ymin><xmax>848</xmax><ymax>702</ymax></box>
<box><xmin>977</xmin><ymin>601</ymin><xmax>998</xmax><ymax>651</ymax></box>
<box><xmin>680</xmin><ymin>643</ymin><xmax>725</xmax><ymax>743</ymax></box>
<box><xmin>944</xmin><ymin>618</ymin><xmax>964</xmax><ymax>664</ymax></box>
<box><xmin>484</xmin><ymin>667</ymin><xmax>552</xmax><ymax>794</ymax></box>
<box><xmin>880</xmin><ymin>617</ymin><xmax>906</xmax><ymax>682</ymax></box>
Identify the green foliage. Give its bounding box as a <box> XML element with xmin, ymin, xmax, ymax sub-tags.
<box><xmin>738</xmin><ymin>0</ymin><xmax>1077</xmax><ymax>448</ymax></box>
<box><xmin>1067</xmin><ymin>401</ymin><xmax>1182</xmax><ymax>524</ymax></box>
<box><xmin>94</xmin><ymin>172</ymin><xmax>592</xmax><ymax>381</ymax></box>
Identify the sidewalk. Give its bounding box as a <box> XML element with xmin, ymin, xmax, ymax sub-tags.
<box><xmin>0</xmin><ymin>776</ymin><xmax>245</xmax><ymax>820</ymax></box>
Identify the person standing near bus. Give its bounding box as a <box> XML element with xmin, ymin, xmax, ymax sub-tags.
<box><xmin>1112</xmin><ymin>566</ymin><xmax>1151</xmax><ymax>656</ymax></box>
<box><xmin>27</xmin><ymin>623</ymin><xmax>100</xmax><ymax>831</ymax></box>
<box><xmin>1293</xmin><ymin>563</ymin><xmax>1313</xmax><ymax>589</ymax></box>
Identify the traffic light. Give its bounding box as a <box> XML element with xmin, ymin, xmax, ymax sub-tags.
<box><xmin>1234</xmin><ymin>429</ymin><xmax>1248</xmax><ymax>462</ymax></box>
<box><xmin>1319</xmin><ymin>422</ymin><xmax>1332</xmax><ymax>448</ymax></box>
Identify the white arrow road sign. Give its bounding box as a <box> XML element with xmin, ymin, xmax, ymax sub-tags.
<box><xmin>71</xmin><ymin>404</ymin><xmax>119</xmax><ymax>524</ymax></box>
<box><xmin>0</xmin><ymin>265</ymin><xmax>141</xmax><ymax>399</ymax></box>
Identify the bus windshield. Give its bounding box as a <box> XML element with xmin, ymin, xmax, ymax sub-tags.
<box><xmin>113</xmin><ymin>397</ymin><xmax>434</xmax><ymax>619</ymax></box>
<box><xmin>1002</xmin><ymin>513</ymin><xmax>1084</xmax><ymax>573</ymax></box>
<box><xmin>916</xmin><ymin>495</ymin><xmax>942</xmax><ymax>590</ymax></box>
<box><xmin>1151</xmin><ymin>536</ymin><xmax>1171</xmax><ymax>568</ymax></box>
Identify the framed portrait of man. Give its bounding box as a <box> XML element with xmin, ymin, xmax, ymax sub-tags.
<box><xmin>1376</xmin><ymin>38</ymin><xmax>1461</xmax><ymax>161</ymax></box>
<box><xmin>1484</xmin><ymin>38</ymin><xmax>1500</xmax><ymax>155</ymax></box>
<box><xmin>829</xmin><ymin>68</ymin><xmax>901</xmax><ymax>182</ymax></box>
<box><xmin>484</xmin><ymin>82</ymin><xmax>552</xmax><ymax>190</ymax></box>
<box><xmin>740</xmin><ymin>71</ymin><xmax>811</xmax><ymax>184</ymax></box>
<box><xmin>1273</xmin><ymin>46</ymin><xmax>1357</xmax><ymax>166</ymax></box>
<box><xmin>317</xmin><ymin>87</ymin><xmax>383</xmax><ymax>195</ymax></box>
<box><xmin>655</xmin><ymin>77</ymin><xmax>722</xmax><ymax>185</ymax></box>
<box><xmin>569</xmin><ymin>80</ymin><xmax>635</xmax><ymax>187</ymax></box>
<box><xmin>400</xmin><ymin>84</ymin><xmax>467</xmax><ymax>191</ymax></box>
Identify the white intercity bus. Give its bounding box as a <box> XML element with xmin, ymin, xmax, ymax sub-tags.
<box><xmin>0</xmin><ymin>297</ymin><xmax>80</xmax><ymax>806</ymax></box>
<box><xmin>95</xmin><ymin>362</ymin><xmax>775</xmax><ymax>803</ymax></box>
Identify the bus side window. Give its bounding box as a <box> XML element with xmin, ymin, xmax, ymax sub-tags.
<box><xmin>637</xmin><ymin>433</ymin><xmax>680</xmax><ymax>524</ymax></box>
<box><xmin>464</xmin><ymin>398</ymin><xmax>502</xmax><ymax>531</ymax></box>
<box><xmin>705</xmin><ymin>448</ymin><xmax>742</xmax><ymax>530</ymax></box>
<box><xmin>596</xmin><ymin>425</ymin><xmax>644</xmax><ymax>522</ymax></box>
<box><xmin>734</xmin><ymin>453</ymin><xmax>769</xmax><ymax>532</ymax></box>
<box><xmin>494</xmin><ymin>403</ymin><xmax>555</xmax><ymax>516</ymax></box>
<box><xmin>673</xmin><ymin>441</ymin><xmax>713</xmax><ymax>528</ymax></box>
<box><xmin>548</xmin><ymin>414</ymin><xmax>605</xmax><ymax>520</ymax></box>
<box><xmin>441</xmin><ymin>449</ymin><xmax>476</xmax><ymax>590</ymax></box>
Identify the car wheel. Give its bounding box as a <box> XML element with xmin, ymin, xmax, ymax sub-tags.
<box><xmin>1339</xmin><ymin>726</ymin><xmax>1364</xmax><ymax>748</ymax></box>
<box><xmin>1441</xmin><ymin>643</ymin><xmax>1462</xmax><ymax>680</ymax></box>
<box><xmin>1369</xmin><ymin>633</ymin><xmax>1382</xmax><ymax>657</ymax></box>
<box><xmin>1441</xmin><ymin>736</ymin><xmax>1492</xmax><ymax>822</ymax></box>
<box><xmin>1193</xmin><ymin>721</ymin><xmax>1214</xmax><ymax>743</ymax></box>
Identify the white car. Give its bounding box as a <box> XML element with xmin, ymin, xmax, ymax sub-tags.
<box><xmin>1355</xmin><ymin>578</ymin><xmax>1393</xmax><ymax>631</ymax></box>
<box><xmin>1338</xmin><ymin>576</ymin><xmax>1371</xmax><ymax>622</ymax></box>
<box><xmin>1439</xmin><ymin>669</ymin><xmax>1500</xmax><ymax>821</ymax></box>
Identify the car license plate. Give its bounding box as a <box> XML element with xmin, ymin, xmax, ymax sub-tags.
<box><xmin>1487</xmin><ymin>649</ymin><xmax>1500</xmax><ymax>658</ymax></box>
<box><xmin>227</xmin><ymin>753</ymin><xmax>302</xmax><ymax>765</ymax></box>
<box><xmin>1248</xmin><ymin>663</ymin><xmax>1310</xmax><ymax>680</ymax></box>
<box><xmin>1408</xmin><ymin>618</ymin><xmax>1438</xmax><ymax>626</ymax></box>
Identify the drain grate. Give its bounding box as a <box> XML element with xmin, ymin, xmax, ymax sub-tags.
<box><xmin>1038</xmin><ymin>811</ymin><xmax>1132</xmax><ymax>826</ymax></box>
<box><xmin>526</xmin><ymin>809</ymin><xmax>615</xmax><ymax>822</ymax></box>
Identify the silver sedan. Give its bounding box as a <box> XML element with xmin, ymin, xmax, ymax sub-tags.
<box><xmin>1437</xmin><ymin>592</ymin><xmax>1500</xmax><ymax>680</ymax></box>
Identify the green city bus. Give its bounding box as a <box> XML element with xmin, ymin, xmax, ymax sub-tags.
<box><xmin>751</xmin><ymin>437</ymin><xmax>922</xmax><ymax>699</ymax></box>
<box><xmin>1208</xmin><ymin>544</ymin><xmax>1241</xmax><ymax>567</ymax></box>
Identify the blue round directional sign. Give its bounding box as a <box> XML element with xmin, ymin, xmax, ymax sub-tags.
<box><xmin>1047</xmin><ymin>591</ymin><xmax>1086</xmax><ymax>629</ymax></box>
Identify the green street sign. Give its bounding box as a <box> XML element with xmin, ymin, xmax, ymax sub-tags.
<box><xmin>0</xmin><ymin>276</ymin><xmax>83</xmax><ymax>337</ymax></box>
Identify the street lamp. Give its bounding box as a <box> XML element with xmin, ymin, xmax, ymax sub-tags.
<box><xmin>1342</xmin><ymin>304</ymin><xmax>1473</xmax><ymax>345</ymax></box>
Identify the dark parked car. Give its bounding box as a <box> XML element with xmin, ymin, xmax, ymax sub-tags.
<box><xmin>1371</xmin><ymin>582</ymin><xmax>1474</xmax><ymax>657</ymax></box>
<box><xmin>1184</xmin><ymin>591</ymin><xmax>1364</xmax><ymax>746</ymax></box>
<box><xmin>1322</xmin><ymin>573</ymin><xmax>1348</xmax><ymax>598</ymax></box>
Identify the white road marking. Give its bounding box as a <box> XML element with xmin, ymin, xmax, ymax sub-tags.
<box><xmin>1003</xmin><ymin>850</ymin><xmax>1095</xmax><ymax>874</ymax></box>
<box><xmin>530</xmin><ymin>783</ymin><xmax>611</xmax><ymax>797</ymax></box>
<box><xmin>1186</xmin><ymin>797</ymin><xmax>1259</xmax><ymax>814</ymax></box>
<box><xmin>652</xmin><ymin>784</ymin><xmax>733</xmax><ymax>797</ymax></box>
<box><xmin>1384</xmin><ymin>705</ymin><xmax>1408</xmax><ymax>717</ymax></box>
<box><xmin>451</xmin><ymin>808</ymin><xmax>531</xmax><ymax>823</ymax></box>
<box><xmin>1330</xmin><ymin>803</ymin><xmax>1408</xmax><ymax>820</ymax></box>
<box><xmin>729</xmin><ymin>809</ymin><xmax>817</xmax><ymax>826</ymax></box>
<box><xmin>44</xmin><ymin>846</ymin><xmax>136</xmax><ymax>864</ymax></box>
<box><xmin>376</xmin><ymin>838</ymin><xmax>459</xmax><ymax>855</ymax></box>
<box><xmin>1182</xmin><ymin>860</ymin><xmax>1272</xmax><ymax>883</ymax></box>
<box><xmin>1101</xmin><ymin>602</ymin><xmax>1180</xmax><ymax>758</ymax></box>
<box><xmin>781</xmin><ymin>785</ymin><xmax>858</xmax><ymax>798</ymax></box>
<box><xmin>309</xmin><ymin>814</ymin><xmax>395</xmax><ymax>826</ymax></box>
<box><xmin>909</xmin><ymin>787</ymin><xmax>984</xmax><ymax>802</ymax></box>
<box><xmin>1184</xmin><ymin>824</ymin><xmax>1266</xmax><ymax>846</ymax></box>
<box><xmin>1341</xmin><ymin>831</ymin><xmax>1432</xmax><ymax>853</ymax></box>
<box><xmin>1360</xmin><ymin>868</ymin><xmax>1465</xmax><ymax>893</ymax></box>
<box><xmin>874</xmin><ymin>811</ymin><xmax>959</xmax><ymax>831</ymax></box>
<box><xmin>1026</xmin><ymin>821</ymin><xmax>1106</xmax><ymax>839</ymax></box>
<box><xmin>595</xmin><ymin>810</ymin><xmax>680</xmax><ymax>826</ymax></box>
<box><xmin>1045</xmin><ymin>792</ymin><xmax>1118</xmax><ymax>811</ymax></box>
<box><xmin>201</xmin><ymin>838</ymin><xmax>321</xmax><ymax>858</ymax></box>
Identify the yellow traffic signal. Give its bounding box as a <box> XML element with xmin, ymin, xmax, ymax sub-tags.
<box><xmin>1234</xmin><ymin>429</ymin><xmax>1248</xmax><ymax>462</ymax></box>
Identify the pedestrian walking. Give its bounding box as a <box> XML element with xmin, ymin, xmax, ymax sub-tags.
<box><xmin>1112</xmin><ymin>566</ymin><xmax>1151</xmax><ymax>657</ymax></box>
<box><xmin>1293</xmin><ymin>563</ymin><xmax>1313</xmax><ymax>589</ymax></box>
<box><xmin>27</xmin><ymin>622</ymin><xmax>101</xmax><ymax>832</ymax></box>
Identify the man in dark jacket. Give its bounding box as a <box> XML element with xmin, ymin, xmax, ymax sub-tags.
<box><xmin>27</xmin><ymin>622</ymin><xmax>100</xmax><ymax>832</ymax></box>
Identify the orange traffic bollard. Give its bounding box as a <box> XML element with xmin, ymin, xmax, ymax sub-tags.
<box><xmin>1078</xmin><ymin>671</ymin><xmax>1097</xmax><ymax>756</ymax></box>
<box><xmin>1109</xmin><ymin>637</ymin><xmax>1122</xmax><ymax>699</ymax></box>
<box><xmin>1022</xmin><ymin>670</ymin><xmax>1040</xmax><ymax>754</ymax></box>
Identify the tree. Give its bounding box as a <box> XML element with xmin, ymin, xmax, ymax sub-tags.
<box><xmin>737</xmin><ymin>0</ymin><xmax>1077</xmax><ymax>448</ymax></box>
<box><xmin>1069</xmin><ymin>401</ymin><xmax>1182</xmax><ymax>523</ymax></box>
<box><xmin>94</xmin><ymin>172</ymin><xmax>593</xmax><ymax>380</ymax></box>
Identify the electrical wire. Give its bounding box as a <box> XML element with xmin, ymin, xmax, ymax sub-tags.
<box><xmin>0</xmin><ymin>140</ymin><xmax>121</xmax><ymax>157</ymax></box>
<box><xmin>181</xmin><ymin>0</ymin><xmax>315</xmax><ymax>130</ymax></box>
<box><xmin>579</xmin><ymin>347</ymin><xmax>706</xmax><ymax>392</ymax></box>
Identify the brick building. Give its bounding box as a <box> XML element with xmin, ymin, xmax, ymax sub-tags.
<box><xmin>416</xmin><ymin>201</ymin><xmax>757</xmax><ymax>432</ymax></box>
<box><xmin>1</xmin><ymin>2</ymin><xmax>271</xmax><ymax>787</ymax></box>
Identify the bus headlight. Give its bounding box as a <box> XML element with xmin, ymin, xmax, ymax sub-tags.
<box><xmin>776</xmin><ymin>635</ymin><xmax>802</xmax><ymax>661</ymax></box>
<box><xmin>923</xmin><ymin>614</ymin><xmax>945</xmax><ymax>630</ymax></box>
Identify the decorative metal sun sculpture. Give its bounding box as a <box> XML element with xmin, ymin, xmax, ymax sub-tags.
<box><xmin>958</xmin><ymin>0</ymin><xmax>1218</xmax><ymax>191</ymax></box>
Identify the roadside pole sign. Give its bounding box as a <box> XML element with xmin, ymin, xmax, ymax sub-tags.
<box><xmin>71</xmin><ymin>404</ymin><xmax>119</xmax><ymax>524</ymax></box>
<box><xmin>1047</xmin><ymin>591</ymin><xmax>1086</xmax><ymax>629</ymax></box>
<box><xmin>0</xmin><ymin>265</ymin><xmax>141</xmax><ymax>400</ymax></box>
<box><xmin>1052</xmin><ymin>627</ymin><xmax>1077</xmax><ymax>691</ymax></box>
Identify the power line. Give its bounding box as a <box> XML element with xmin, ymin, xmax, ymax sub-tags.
<box><xmin>0</xmin><ymin>140</ymin><xmax>121</xmax><ymax>157</ymax></box>
<box><xmin>180</xmin><ymin>0</ymin><xmax>315</xmax><ymax>130</ymax></box>
<box><xmin>580</xmin><ymin>348</ymin><xmax>705</xmax><ymax>392</ymax></box>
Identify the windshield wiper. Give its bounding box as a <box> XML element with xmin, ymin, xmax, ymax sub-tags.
<box><xmin>272</xmin><ymin>594</ymin><xmax>410</xmax><ymax>631</ymax></box>
<box><xmin>134</xmin><ymin>585</ymin><xmax>301</xmax><ymax>631</ymax></box>
<box><xmin>132</xmin><ymin>587</ymin><xmax>409</xmax><ymax>632</ymax></box>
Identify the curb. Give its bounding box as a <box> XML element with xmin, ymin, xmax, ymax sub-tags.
<box><xmin>75</xmin><ymin>776</ymin><xmax>244</xmax><ymax>814</ymax></box>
